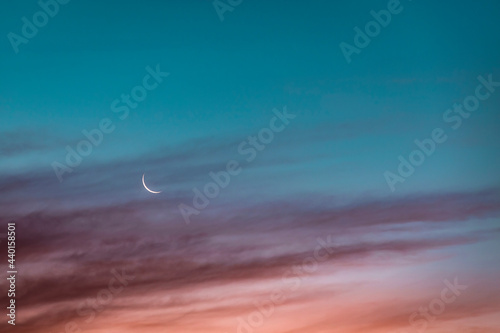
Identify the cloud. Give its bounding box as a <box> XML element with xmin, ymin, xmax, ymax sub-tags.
<box><xmin>1</xmin><ymin>187</ymin><xmax>499</xmax><ymax>332</ymax></box>
<box><xmin>0</xmin><ymin>128</ymin><xmax>66</xmax><ymax>157</ymax></box>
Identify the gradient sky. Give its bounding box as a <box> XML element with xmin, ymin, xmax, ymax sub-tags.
<box><xmin>1</xmin><ymin>0</ymin><xmax>500</xmax><ymax>332</ymax></box>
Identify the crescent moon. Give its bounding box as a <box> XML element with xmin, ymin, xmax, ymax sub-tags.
<box><xmin>142</xmin><ymin>174</ymin><xmax>162</xmax><ymax>194</ymax></box>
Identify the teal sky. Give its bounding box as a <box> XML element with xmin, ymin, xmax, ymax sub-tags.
<box><xmin>1</xmin><ymin>1</ymin><xmax>499</xmax><ymax>201</ymax></box>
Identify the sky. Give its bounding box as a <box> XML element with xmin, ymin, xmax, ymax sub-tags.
<box><xmin>0</xmin><ymin>0</ymin><xmax>500</xmax><ymax>332</ymax></box>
